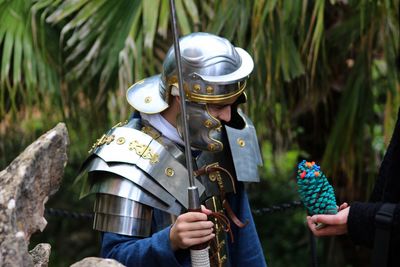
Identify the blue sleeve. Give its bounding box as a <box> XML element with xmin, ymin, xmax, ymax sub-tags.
<box><xmin>101</xmin><ymin>226</ymin><xmax>190</xmax><ymax>267</ymax></box>
<box><xmin>227</xmin><ymin>182</ymin><xmax>267</xmax><ymax>267</ymax></box>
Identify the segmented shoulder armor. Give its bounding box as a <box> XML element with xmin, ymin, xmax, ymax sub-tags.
<box><xmin>77</xmin><ymin>116</ymin><xmax>205</xmax><ymax>236</ymax></box>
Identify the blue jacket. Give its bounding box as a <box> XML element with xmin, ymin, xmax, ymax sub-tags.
<box><xmin>101</xmin><ymin>182</ymin><xmax>267</xmax><ymax>267</ymax></box>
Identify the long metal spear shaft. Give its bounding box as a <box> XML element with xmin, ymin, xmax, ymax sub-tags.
<box><xmin>168</xmin><ymin>0</ymin><xmax>200</xmax><ymax>211</ymax></box>
<box><xmin>169</xmin><ymin>1</ymin><xmax>210</xmax><ymax>266</ymax></box>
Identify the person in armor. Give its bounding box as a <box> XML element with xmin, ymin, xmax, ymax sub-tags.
<box><xmin>79</xmin><ymin>32</ymin><xmax>267</xmax><ymax>267</ymax></box>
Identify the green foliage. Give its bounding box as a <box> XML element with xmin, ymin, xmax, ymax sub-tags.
<box><xmin>0</xmin><ymin>0</ymin><xmax>399</xmax><ymax>266</ymax></box>
<box><xmin>250</xmin><ymin>141</ymin><xmax>311</xmax><ymax>267</ymax></box>
<box><xmin>0</xmin><ymin>0</ymin><xmax>60</xmax><ymax>116</ymax></box>
<box><xmin>321</xmin><ymin>0</ymin><xmax>399</xmax><ymax>199</ymax></box>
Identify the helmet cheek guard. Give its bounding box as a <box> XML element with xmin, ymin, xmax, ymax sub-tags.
<box><xmin>176</xmin><ymin>103</ymin><xmax>223</xmax><ymax>152</ymax></box>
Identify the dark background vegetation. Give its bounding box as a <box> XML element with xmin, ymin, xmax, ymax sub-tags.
<box><xmin>0</xmin><ymin>0</ymin><xmax>398</xmax><ymax>266</ymax></box>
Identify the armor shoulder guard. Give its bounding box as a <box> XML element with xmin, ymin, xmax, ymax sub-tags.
<box><xmin>77</xmin><ymin>118</ymin><xmax>205</xmax><ymax>236</ymax></box>
<box><xmin>94</xmin><ymin>194</ymin><xmax>153</xmax><ymax>237</ymax></box>
<box><xmin>225</xmin><ymin>109</ymin><xmax>263</xmax><ymax>182</ymax></box>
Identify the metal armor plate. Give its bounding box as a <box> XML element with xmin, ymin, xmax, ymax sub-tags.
<box><xmin>87</xmin><ymin>126</ymin><xmax>205</xmax><ymax>208</ymax></box>
<box><xmin>78</xmin><ymin>117</ymin><xmax>206</xmax><ymax>236</ymax></box>
<box><xmin>225</xmin><ymin>109</ymin><xmax>262</xmax><ymax>182</ymax></box>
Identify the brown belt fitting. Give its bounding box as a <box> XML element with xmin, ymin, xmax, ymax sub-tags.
<box><xmin>195</xmin><ymin>163</ymin><xmax>249</xmax><ymax>235</ymax></box>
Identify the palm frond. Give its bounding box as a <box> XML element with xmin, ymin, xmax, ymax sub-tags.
<box><xmin>1</xmin><ymin>0</ymin><xmax>397</xmax><ymax>202</ymax></box>
<box><xmin>0</xmin><ymin>0</ymin><xmax>59</xmax><ymax>118</ymax></box>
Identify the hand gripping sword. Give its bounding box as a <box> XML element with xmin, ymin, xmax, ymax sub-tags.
<box><xmin>168</xmin><ymin>1</ymin><xmax>210</xmax><ymax>266</ymax></box>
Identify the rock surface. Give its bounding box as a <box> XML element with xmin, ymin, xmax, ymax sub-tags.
<box><xmin>29</xmin><ymin>243</ymin><xmax>51</xmax><ymax>267</ymax></box>
<box><xmin>0</xmin><ymin>123</ymin><xmax>69</xmax><ymax>267</ymax></box>
<box><xmin>70</xmin><ymin>257</ymin><xmax>126</xmax><ymax>267</ymax></box>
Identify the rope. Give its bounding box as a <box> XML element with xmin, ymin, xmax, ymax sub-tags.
<box><xmin>252</xmin><ymin>200</ymin><xmax>303</xmax><ymax>215</ymax></box>
<box><xmin>44</xmin><ymin>200</ymin><xmax>304</xmax><ymax>220</ymax></box>
<box><xmin>44</xmin><ymin>208</ymin><xmax>93</xmax><ymax>220</ymax></box>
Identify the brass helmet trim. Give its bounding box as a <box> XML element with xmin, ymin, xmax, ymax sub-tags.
<box><xmin>126</xmin><ymin>33</ymin><xmax>254</xmax><ymax>116</ymax></box>
<box><xmin>185</xmin><ymin>80</ymin><xmax>246</xmax><ymax>104</ymax></box>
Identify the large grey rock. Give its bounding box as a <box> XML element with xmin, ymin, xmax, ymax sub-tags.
<box><xmin>70</xmin><ymin>257</ymin><xmax>125</xmax><ymax>267</ymax></box>
<box><xmin>0</xmin><ymin>123</ymin><xmax>69</xmax><ymax>267</ymax></box>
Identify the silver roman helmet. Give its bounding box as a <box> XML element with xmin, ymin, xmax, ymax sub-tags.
<box><xmin>127</xmin><ymin>32</ymin><xmax>254</xmax><ymax>152</ymax></box>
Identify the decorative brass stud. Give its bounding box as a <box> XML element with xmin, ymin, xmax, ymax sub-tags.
<box><xmin>204</xmin><ymin>119</ymin><xmax>213</xmax><ymax>128</ymax></box>
<box><xmin>206</xmin><ymin>86</ymin><xmax>214</xmax><ymax>94</ymax></box>
<box><xmin>193</xmin><ymin>84</ymin><xmax>201</xmax><ymax>92</ymax></box>
<box><xmin>183</xmin><ymin>83</ymin><xmax>190</xmax><ymax>96</ymax></box>
<box><xmin>208</xmin><ymin>143</ymin><xmax>216</xmax><ymax>151</ymax></box>
<box><xmin>209</xmin><ymin>173</ymin><xmax>217</xmax><ymax>182</ymax></box>
<box><xmin>141</xmin><ymin>126</ymin><xmax>161</xmax><ymax>140</ymax></box>
<box><xmin>88</xmin><ymin>134</ymin><xmax>115</xmax><ymax>153</ymax></box>
<box><xmin>112</xmin><ymin>120</ymin><xmax>128</xmax><ymax>129</ymax></box>
<box><xmin>165</xmin><ymin>167</ymin><xmax>175</xmax><ymax>177</ymax></box>
<box><xmin>128</xmin><ymin>140</ymin><xmax>159</xmax><ymax>164</ymax></box>
<box><xmin>144</xmin><ymin>96</ymin><xmax>152</xmax><ymax>103</ymax></box>
<box><xmin>237</xmin><ymin>138</ymin><xmax>245</xmax><ymax>147</ymax></box>
<box><xmin>216</xmin><ymin>239</ymin><xmax>226</xmax><ymax>250</ymax></box>
<box><xmin>149</xmin><ymin>154</ymin><xmax>159</xmax><ymax>164</ymax></box>
<box><xmin>116</xmin><ymin>137</ymin><xmax>125</xmax><ymax>145</ymax></box>
<box><xmin>221</xmin><ymin>255</ymin><xmax>227</xmax><ymax>263</ymax></box>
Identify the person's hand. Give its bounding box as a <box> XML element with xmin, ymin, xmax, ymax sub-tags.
<box><xmin>307</xmin><ymin>202</ymin><xmax>349</xmax><ymax>237</ymax></box>
<box><xmin>170</xmin><ymin>205</ymin><xmax>215</xmax><ymax>251</ymax></box>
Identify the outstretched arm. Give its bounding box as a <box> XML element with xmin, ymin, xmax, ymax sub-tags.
<box><xmin>307</xmin><ymin>202</ymin><xmax>400</xmax><ymax>250</ymax></box>
<box><xmin>307</xmin><ymin>203</ymin><xmax>349</xmax><ymax>236</ymax></box>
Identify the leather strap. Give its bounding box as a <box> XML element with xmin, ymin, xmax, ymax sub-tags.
<box><xmin>195</xmin><ymin>163</ymin><xmax>248</xmax><ymax>230</ymax></box>
<box><xmin>209</xmin><ymin>211</ymin><xmax>234</xmax><ymax>242</ymax></box>
<box><xmin>372</xmin><ymin>203</ymin><xmax>396</xmax><ymax>267</ymax></box>
<box><xmin>223</xmin><ymin>199</ymin><xmax>249</xmax><ymax>229</ymax></box>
